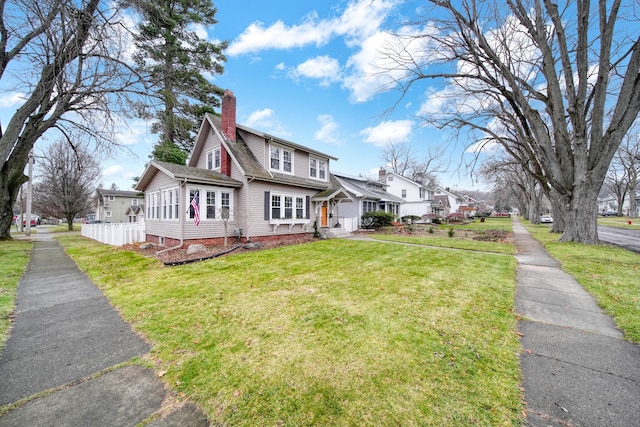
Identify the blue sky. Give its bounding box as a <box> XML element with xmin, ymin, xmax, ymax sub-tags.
<box><xmin>3</xmin><ymin>0</ymin><xmax>489</xmax><ymax>192</ymax></box>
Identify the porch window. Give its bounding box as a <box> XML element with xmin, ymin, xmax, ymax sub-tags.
<box><xmin>221</xmin><ymin>192</ymin><xmax>230</xmax><ymax>218</ymax></box>
<box><xmin>362</xmin><ymin>200</ymin><xmax>377</xmax><ymax>213</ymax></box>
<box><xmin>187</xmin><ymin>186</ymin><xmax>233</xmax><ymax>221</ymax></box>
<box><xmin>206</xmin><ymin>191</ymin><xmax>216</xmax><ymax>219</ymax></box>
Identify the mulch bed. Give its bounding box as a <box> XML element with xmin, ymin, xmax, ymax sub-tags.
<box><xmin>124</xmin><ymin>235</ymin><xmax>316</xmax><ymax>265</ymax></box>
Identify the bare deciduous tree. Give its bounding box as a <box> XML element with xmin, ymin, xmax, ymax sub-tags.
<box><xmin>0</xmin><ymin>0</ymin><xmax>146</xmax><ymax>239</ymax></box>
<box><xmin>33</xmin><ymin>140</ymin><xmax>101</xmax><ymax>229</ymax></box>
<box><xmin>381</xmin><ymin>141</ymin><xmax>444</xmax><ymax>187</ymax></box>
<box><xmin>379</xmin><ymin>0</ymin><xmax>640</xmax><ymax>243</ymax></box>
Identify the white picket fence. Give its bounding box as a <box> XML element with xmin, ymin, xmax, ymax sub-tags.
<box><xmin>81</xmin><ymin>222</ymin><xmax>145</xmax><ymax>246</ymax></box>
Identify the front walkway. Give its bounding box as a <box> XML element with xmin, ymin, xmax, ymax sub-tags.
<box><xmin>513</xmin><ymin>218</ymin><xmax>640</xmax><ymax>426</ymax></box>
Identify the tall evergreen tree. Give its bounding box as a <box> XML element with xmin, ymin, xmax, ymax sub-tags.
<box><xmin>129</xmin><ymin>0</ymin><xmax>227</xmax><ymax>163</ymax></box>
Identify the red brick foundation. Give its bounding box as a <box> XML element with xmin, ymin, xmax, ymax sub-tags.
<box><xmin>145</xmin><ymin>232</ymin><xmax>313</xmax><ymax>249</ymax></box>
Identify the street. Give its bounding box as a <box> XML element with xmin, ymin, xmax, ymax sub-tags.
<box><xmin>598</xmin><ymin>225</ymin><xmax>640</xmax><ymax>254</ymax></box>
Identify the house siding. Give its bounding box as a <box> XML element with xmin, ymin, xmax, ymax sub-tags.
<box><xmin>243</xmin><ymin>180</ymin><xmax>316</xmax><ymax>238</ymax></box>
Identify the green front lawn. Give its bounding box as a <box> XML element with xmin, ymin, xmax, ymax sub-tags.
<box><xmin>597</xmin><ymin>216</ymin><xmax>640</xmax><ymax>230</ymax></box>
<box><xmin>58</xmin><ymin>235</ymin><xmax>523</xmax><ymax>426</ymax></box>
<box><xmin>0</xmin><ymin>240</ymin><xmax>32</xmax><ymax>350</ymax></box>
<box><xmin>525</xmin><ymin>223</ymin><xmax>640</xmax><ymax>343</ymax></box>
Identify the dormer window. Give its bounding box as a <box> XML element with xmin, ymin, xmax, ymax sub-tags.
<box><xmin>270</xmin><ymin>144</ymin><xmax>293</xmax><ymax>174</ymax></box>
<box><xmin>309</xmin><ymin>157</ymin><xmax>327</xmax><ymax>181</ymax></box>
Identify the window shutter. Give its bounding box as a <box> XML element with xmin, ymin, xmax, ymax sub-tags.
<box><xmin>305</xmin><ymin>196</ymin><xmax>310</xmax><ymax>219</ymax></box>
<box><xmin>264</xmin><ymin>191</ymin><xmax>270</xmax><ymax>220</ymax></box>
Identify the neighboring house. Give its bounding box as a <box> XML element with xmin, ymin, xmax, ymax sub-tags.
<box><xmin>377</xmin><ymin>168</ymin><xmax>434</xmax><ymax>218</ymax></box>
<box><xmin>125</xmin><ymin>204</ymin><xmax>145</xmax><ymax>223</ymax></box>
<box><xmin>431</xmin><ymin>195</ymin><xmax>451</xmax><ymax>217</ymax></box>
<box><xmin>433</xmin><ymin>187</ymin><xmax>466</xmax><ymax>215</ymax></box>
<box><xmin>95</xmin><ymin>189</ymin><xmax>144</xmax><ymax>222</ymax></box>
<box><xmin>598</xmin><ymin>191</ymin><xmax>640</xmax><ymax>216</ymax></box>
<box><xmin>333</xmin><ymin>171</ymin><xmax>404</xmax><ymax>229</ymax></box>
<box><xmin>135</xmin><ymin>90</ymin><xmax>350</xmax><ymax>247</ymax></box>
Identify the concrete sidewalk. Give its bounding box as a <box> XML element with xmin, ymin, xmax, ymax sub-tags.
<box><xmin>513</xmin><ymin>218</ymin><xmax>640</xmax><ymax>426</ymax></box>
<box><xmin>0</xmin><ymin>228</ymin><xmax>208</xmax><ymax>426</ymax></box>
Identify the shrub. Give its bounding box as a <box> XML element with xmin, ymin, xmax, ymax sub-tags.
<box><xmin>446</xmin><ymin>212</ymin><xmax>465</xmax><ymax>223</ymax></box>
<box><xmin>401</xmin><ymin>215</ymin><xmax>421</xmax><ymax>224</ymax></box>
<box><xmin>361</xmin><ymin>211</ymin><xmax>395</xmax><ymax>229</ymax></box>
<box><xmin>448</xmin><ymin>227</ymin><xmax>455</xmax><ymax>237</ymax></box>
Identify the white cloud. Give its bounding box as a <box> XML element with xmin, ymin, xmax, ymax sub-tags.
<box><xmin>226</xmin><ymin>0</ymin><xmax>397</xmax><ymax>56</ymax></box>
<box><xmin>244</xmin><ymin>108</ymin><xmax>290</xmax><ymax>137</ymax></box>
<box><xmin>103</xmin><ymin>165</ymin><xmax>123</xmax><ymax>177</ymax></box>
<box><xmin>359</xmin><ymin>120</ymin><xmax>413</xmax><ymax>147</ymax></box>
<box><xmin>291</xmin><ymin>56</ymin><xmax>341</xmax><ymax>86</ymax></box>
<box><xmin>0</xmin><ymin>92</ymin><xmax>25</xmax><ymax>108</ymax></box>
<box><xmin>314</xmin><ymin>114</ymin><xmax>341</xmax><ymax>144</ymax></box>
<box><xmin>114</xmin><ymin>118</ymin><xmax>153</xmax><ymax>147</ymax></box>
<box><xmin>343</xmin><ymin>25</ymin><xmax>440</xmax><ymax>103</ymax></box>
<box><xmin>275</xmin><ymin>62</ymin><xmax>286</xmax><ymax>71</ymax></box>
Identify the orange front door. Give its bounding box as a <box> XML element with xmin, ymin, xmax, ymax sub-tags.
<box><xmin>321</xmin><ymin>202</ymin><xmax>328</xmax><ymax>227</ymax></box>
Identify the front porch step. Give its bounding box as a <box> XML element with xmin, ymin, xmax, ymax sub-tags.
<box><xmin>323</xmin><ymin>227</ymin><xmax>352</xmax><ymax>238</ymax></box>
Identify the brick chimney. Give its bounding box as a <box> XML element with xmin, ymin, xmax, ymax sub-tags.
<box><xmin>221</xmin><ymin>89</ymin><xmax>236</xmax><ymax>142</ymax></box>
<box><xmin>378</xmin><ymin>168</ymin><xmax>387</xmax><ymax>182</ymax></box>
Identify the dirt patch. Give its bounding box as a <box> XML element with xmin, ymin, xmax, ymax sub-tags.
<box><xmin>372</xmin><ymin>224</ymin><xmax>514</xmax><ymax>244</ymax></box>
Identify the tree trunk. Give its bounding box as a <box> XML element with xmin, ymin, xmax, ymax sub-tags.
<box><xmin>0</xmin><ymin>152</ymin><xmax>30</xmax><ymax>240</ymax></box>
<box><xmin>558</xmin><ymin>182</ymin><xmax>600</xmax><ymax>244</ymax></box>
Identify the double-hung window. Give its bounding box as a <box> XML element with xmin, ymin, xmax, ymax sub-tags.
<box><xmin>206</xmin><ymin>191</ymin><xmax>216</xmax><ymax>219</ymax></box>
<box><xmin>296</xmin><ymin>197</ymin><xmax>304</xmax><ymax>218</ymax></box>
<box><xmin>268</xmin><ymin>193</ymin><xmax>308</xmax><ymax>221</ymax></box>
<box><xmin>309</xmin><ymin>157</ymin><xmax>327</xmax><ymax>181</ymax></box>
<box><xmin>206</xmin><ymin>148</ymin><xmax>221</xmax><ymax>170</ymax></box>
<box><xmin>269</xmin><ymin>144</ymin><xmax>294</xmax><ymax>174</ymax></box>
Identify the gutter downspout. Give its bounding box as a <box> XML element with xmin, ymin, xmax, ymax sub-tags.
<box><xmin>245</xmin><ymin>176</ymin><xmax>255</xmax><ymax>242</ymax></box>
<box><xmin>156</xmin><ymin>179</ymin><xmax>187</xmax><ymax>255</ymax></box>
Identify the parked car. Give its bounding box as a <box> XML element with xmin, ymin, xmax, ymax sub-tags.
<box><xmin>540</xmin><ymin>214</ymin><xmax>553</xmax><ymax>224</ymax></box>
<box><xmin>600</xmin><ymin>211</ymin><xmax>618</xmax><ymax>216</ymax></box>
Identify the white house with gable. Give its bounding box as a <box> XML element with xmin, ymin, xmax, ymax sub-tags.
<box><xmin>377</xmin><ymin>169</ymin><xmax>434</xmax><ymax>218</ymax></box>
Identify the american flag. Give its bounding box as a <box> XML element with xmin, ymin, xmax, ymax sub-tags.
<box><xmin>191</xmin><ymin>190</ymin><xmax>200</xmax><ymax>226</ymax></box>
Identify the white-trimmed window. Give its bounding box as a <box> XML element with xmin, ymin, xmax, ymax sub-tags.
<box><xmin>269</xmin><ymin>144</ymin><xmax>293</xmax><ymax>174</ymax></box>
<box><xmin>132</xmin><ymin>198</ymin><xmax>138</xmax><ymax>206</ymax></box>
<box><xmin>362</xmin><ymin>200</ymin><xmax>377</xmax><ymax>214</ymax></box>
<box><xmin>146</xmin><ymin>192</ymin><xmax>159</xmax><ymax>220</ymax></box>
<box><xmin>296</xmin><ymin>197</ymin><xmax>304</xmax><ymax>218</ymax></box>
<box><xmin>108</xmin><ymin>195</ymin><xmax>115</xmax><ymax>201</ymax></box>
<box><xmin>105</xmin><ymin>211</ymin><xmax>112</xmax><ymax>217</ymax></box>
<box><xmin>268</xmin><ymin>193</ymin><xmax>308</xmax><ymax>221</ymax></box>
<box><xmin>161</xmin><ymin>187</ymin><xmax>179</xmax><ymax>220</ymax></box>
<box><xmin>187</xmin><ymin>186</ymin><xmax>234</xmax><ymax>221</ymax></box>
<box><xmin>309</xmin><ymin>157</ymin><xmax>327</xmax><ymax>181</ymax></box>
<box><xmin>401</xmin><ymin>189</ymin><xmax>407</xmax><ymax>198</ymax></box>
<box><xmin>206</xmin><ymin>148</ymin><xmax>221</xmax><ymax>170</ymax></box>
<box><xmin>173</xmin><ymin>188</ymin><xmax>179</xmax><ymax>218</ymax></box>
<box><xmin>206</xmin><ymin>191</ymin><xmax>216</xmax><ymax>219</ymax></box>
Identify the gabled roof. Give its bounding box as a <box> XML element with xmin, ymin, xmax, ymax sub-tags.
<box><xmin>433</xmin><ymin>195</ymin><xmax>451</xmax><ymax>207</ymax></box>
<box><xmin>125</xmin><ymin>205</ymin><xmax>145</xmax><ymax>215</ymax></box>
<box><xmin>312</xmin><ymin>174</ymin><xmax>352</xmax><ymax>202</ymax></box>
<box><xmin>188</xmin><ymin>113</ymin><xmax>335</xmax><ymax>191</ymax></box>
<box><xmin>96</xmin><ymin>189</ymin><xmax>141</xmax><ymax>198</ymax></box>
<box><xmin>135</xmin><ymin>160</ymin><xmax>243</xmax><ymax>191</ymax></box>
<box><xmin>333</xmin><ymin>172</ymin><xmax>404</xmax><ymax>203</ymax></box>
<box><xmin>384</xmin><ymin>171</ymin><xmax>433</xmax><ymax>189</ymax></box>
